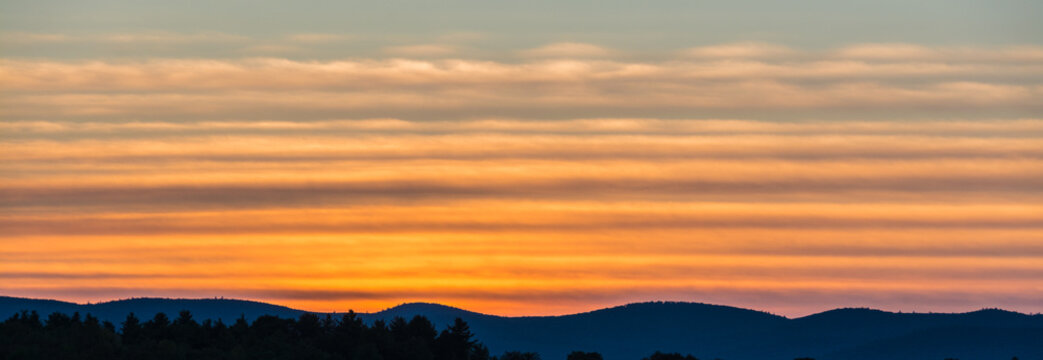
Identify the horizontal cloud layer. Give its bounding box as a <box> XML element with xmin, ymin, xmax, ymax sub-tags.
<box><xmin>2</xmin><ymin>43</ymin><xmax>1042</xmax><ymax>316</ymax></box>
<box><xmin>3</xmin><ymin>115</ymin><xmax>1042</xmax><ymax>316</ymax></box>
<box><xmin>2</xmin><ymin>47</ymin><xmax>1042</xmax><ymax>121</ymax></box>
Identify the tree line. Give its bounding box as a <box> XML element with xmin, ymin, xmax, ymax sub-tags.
<box><xmin>1</xmin><ymin>310</ymin><xmax>823</xmax><ymax>360</ymax></box>
<box><xmin>0</xmin><ymin>310</ymin><xmax>489</xmax><ymax>360</ymax></box>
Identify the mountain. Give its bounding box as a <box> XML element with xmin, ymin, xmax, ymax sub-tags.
<box><xmin>0</xmin><ymin>296</ymin><xmax>304</xmax><ymax>323</ymax></box>
<box><xmin>2</xmin><ymin>296</ymin><xmax>1041</xmax><ymax>360</ymax></box>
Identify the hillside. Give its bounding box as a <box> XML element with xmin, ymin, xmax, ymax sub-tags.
<box><xmin>2</xmin><ymin>296</ymin><xmax>1040</xmax><ymax>360</ymax></box>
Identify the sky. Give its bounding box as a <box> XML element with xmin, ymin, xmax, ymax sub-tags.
<box><xmin>1</xmin><ymin>0</ymin><xmax>1042</xmax><ymax>317</ymax></box>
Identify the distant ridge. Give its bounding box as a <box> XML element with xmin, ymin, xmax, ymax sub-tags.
<box><xmin>2</xmin><ymin>296</ymin><xmax>1041</xmax><ymax>360</ymax></box>
<box><xmin>0</xmin><ymin>296</ymin><xmax>304</xmax><ymax>323</ymax></box>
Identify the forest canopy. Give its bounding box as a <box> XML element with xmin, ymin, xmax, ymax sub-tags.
<box><xmin>0</xmin><ymin>310</ymin><xmax>491</xmax><ymax>360</ymax></box>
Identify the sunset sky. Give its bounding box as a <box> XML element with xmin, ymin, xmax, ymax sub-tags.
<box><xmin>2</xmin><ymin>0</ymin><xmax>1042</xmax><ymax>317</ymax></box>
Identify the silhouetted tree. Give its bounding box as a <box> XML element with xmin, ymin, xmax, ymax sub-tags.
<box><xmin>472</xmin><ymin>344</ymin><xmax>491</xmax><ymax>360</ymax></box>
<box><xmin>391</xmin><ymin>317</ymin><xmax>410</xmax><ymax>340</ymax></box>
<box><xmin>567</xmin><ymin>351</ymin><xmax>603</xmax><ymax>360</ymax></box>
<box><xmin>407</xmin><ymin>316</ymin><xmax>438</xmax><ymax>343</ymax></box>
<box><xmin>121</xmin><ymin>313</ymin><xmax>142</xmax><ymax>343</ymax></box>
<box><xmin>144</xmin><ymin>312</ymin><xmax>171</xmax><ymax>341</ymax></box>
<box><xmin>642</xmin><ymin>351</ymin><xmax>699</xmax><ymax>360</ymax></box>
<box><xmin>436</xmin><ymin>317</ymin><xmax>484</xmax><ymax>360</ymax></box>
<box><xmin>297</xmin><ymin>313</ymin><xmax>323</xmax><ymax>338</ymax></box>
<box><xmin>1</xmin><ymin>310</ymin><xmax>496</xmax><ymax>360</ymax></box>
<box><xmin>498</xmin><ymin>351</ymin><xmax>541</xmax><ymax>360</ymax></box>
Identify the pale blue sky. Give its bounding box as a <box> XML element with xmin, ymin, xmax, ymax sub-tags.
<box><xmin>2</xmin><ymin>0</ymin><xmax>1040</xmax><ymax>59</ymax></box>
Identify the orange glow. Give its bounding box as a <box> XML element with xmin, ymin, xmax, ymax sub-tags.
<box><xmin>3</xmin><ymin>53</ymin><xmax>1042</xmax><ymax>317</ymax></box>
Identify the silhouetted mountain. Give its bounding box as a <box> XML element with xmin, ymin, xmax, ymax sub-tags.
<box><xmin>363</xmin><ymin>302</ymin><xmax>789</xmax><ymax>360</ymax></box>
<box><xmin>824</xmin><ymin>325</ymin><xmax>1043</xmax><ymax>360</ymax></box>
<box><xmin>363</xmin><ymin>302</ymin><xmax>494</xmax><ymax>326</ymax></box>
<box><xmin>0</xmin><ymin>296</ymin><xmax>304</xmax><ymax>323</ymax></box>
<box><xmin>2</xmin><ymin>296</ymin><xmax>1041</xmax><ymax>360</ymax></box>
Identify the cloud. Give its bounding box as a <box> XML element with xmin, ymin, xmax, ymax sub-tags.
<box><xmin>0</xmin><ymin>32</ymin><xmax>72</xmax><ymax>44</ymax></box>
<box><xmin>97</xmin><ymin>32</ymin><xmax>248</xmax><ymax>44</ymax></box>
<box><xmin>6</xmin><ymin>119</ymin><xmax>1042</xmax><ymax>138</ymax></box>
<box><xmin>520</xmin><ymin>42</ymin><xmax>612</xmax><ymax>58</ymax></box>
<box><xmin>3</xmin><ymin>41</ymin><xmax>1043</xmax><ymax>317</ymax></box>
<box><xmin>834</xmin><ymin>43</ymin><xmax>1043</xmax><ymax>62</ymax></box>
<box><xmin>0</xmin><ymin>59</ymin><xmax>1011</xmax><ymax>89</ymax></box>
<box><xmin>2</xmin><ymin>82</ymin><xmax>1038</xmax><ymax>122</ymax></box>
<box><xmin>2</xmin><ymin>56</ymin><xmax>1040</xmax><ymax>123</ymax></box>
<box><xmin>0</xmin><ymin>31</ymin><xmax>250</xmax><ymax>46</ymax></box>
<box><xmin>3</xmin><ymin>162</ymin><xmax>1041</xmax><ymax>212</ymax></box>
<box><xmin>834</xmin><ymin>43</ymin><xmax>937</xmax><ymax>60</ymax></box>
<box><xmin>382</xmin><ymin>44</ymin><xmax>457</xmax><ymax>57</ymax></box>
<box><xmin>436</xmin><ymin>32</ymin><xmax>487</xmax><ymax>43</ymax></box>
<box><xmin>5</xmin><ymin>123</ymin><xmax>1042</xmax><ymax>164</ymax></box>
<box><xmin>3</xmin><ymin>201</ymin><xmax>1042</xmax><ymax>236</ymax></box>
<box><xmin>283</xmin><ymin>33</ymin><xmax>353</xmax><ymax>43</ymax></box>
<box><xmin>682</xmin><ymin>42</ymin><xmax>796</xmax><ymax>58</ymax></box>
<box><xmin>2</xmin><ymin>45</ymin><xmax>1041</xmax><ymax>91</ymax></box>
<box><xmin>237</xmin><ymin>44</ymin><xmax>306</xmax><ymax>55</ymax></box>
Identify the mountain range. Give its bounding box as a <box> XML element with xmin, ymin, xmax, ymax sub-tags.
<box><xmin>2</xmin><ymin>296</ymin><xmax>1040</xmax><ymax>360</ymax></box>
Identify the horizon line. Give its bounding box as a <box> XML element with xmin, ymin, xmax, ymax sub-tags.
<box><xmin>2</xmin><ymin>294</ymin><xmax>1037</xmax><ymax>319</ymax></box>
